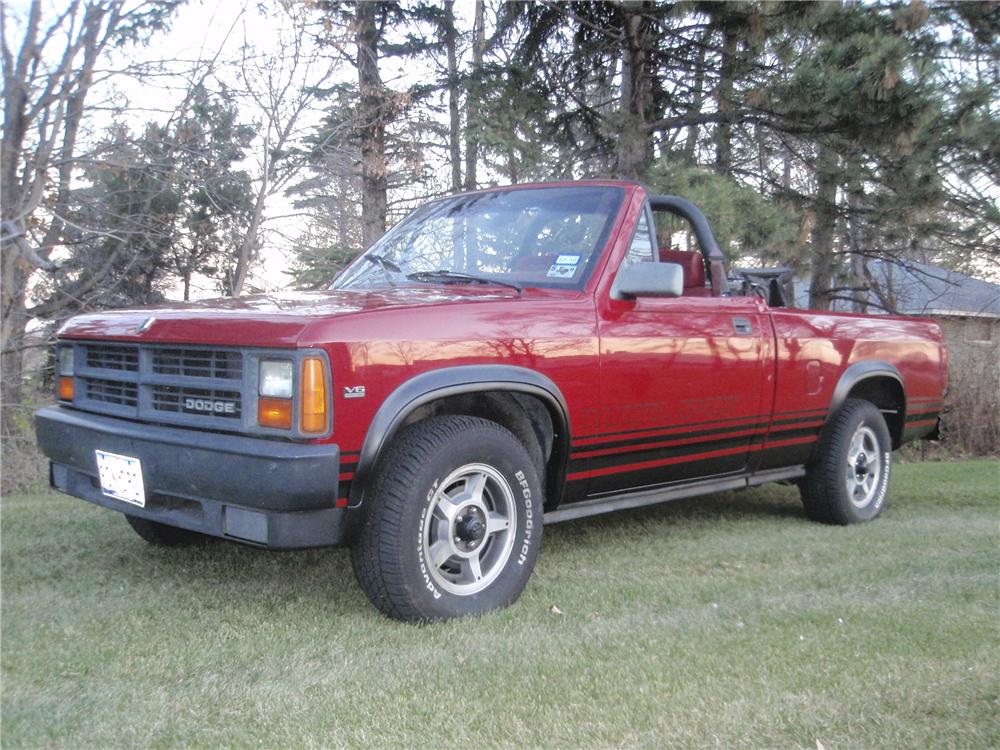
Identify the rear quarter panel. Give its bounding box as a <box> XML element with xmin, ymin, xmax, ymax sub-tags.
<box><xmin>761</xmin><ymin>309</ymin><xmax>945</xmax><ymax>469</ymax></box>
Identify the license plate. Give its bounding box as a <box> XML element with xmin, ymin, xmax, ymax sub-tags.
<box><xmin>95</xmin><ymin>450</ymin><xmax>146</xmax><ymax>507</ymax></box>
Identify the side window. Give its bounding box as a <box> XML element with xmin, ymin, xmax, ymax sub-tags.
<box><xmin>622</xmin><ymin>207</ymin><xmax>655</xmax><ymax>267</ymax></box>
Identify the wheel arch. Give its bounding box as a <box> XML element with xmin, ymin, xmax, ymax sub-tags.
<box><xmin>350</xmin><ymin>366</ymin><xmax>571</xmax><ymax>509</ymax></box>
<box><xmin>830</xmin><ymin>361</ymin><xmax>907</xmax><ymax>448</ymax></box>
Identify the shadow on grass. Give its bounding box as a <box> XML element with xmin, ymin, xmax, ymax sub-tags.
<box><xmin>544</xmin><ymin>483</ymin><xmax>808</xmax><ymax>542</ymax></box>
<box><xmin>65</xmin><ymin>482</ymin><xmax>807</xmax><ymax>610</ymax></box>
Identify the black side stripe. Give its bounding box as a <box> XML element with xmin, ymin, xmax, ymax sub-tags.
<box><xmin>572</xmin><ymin>414</ymin><xmax>825</xmax><ymax>453</ymax></box>
<box><xmin>574</xmin><ymin>408</ymin><xmax>827</xmax><ymax>443</ymax></box>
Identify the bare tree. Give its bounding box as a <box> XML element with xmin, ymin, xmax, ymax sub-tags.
<box><xmin>1</xmin><ymin>0</ymin><xmax>175</xmax><ymax>432</ymax></box>
<box><xmin>228</xmin><ymin>5</ymin><xmax>337</xmax><ymax>296</ymax></box>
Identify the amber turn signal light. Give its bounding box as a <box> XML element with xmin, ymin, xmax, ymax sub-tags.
<box><xmin>300</xmin><ymin>357</ymin><xmax>327</xmax><ymax>434</ymax></box>
<box><xmin>58</xmin><ymin>376</ymin><xmax>74</xmax><ymax>401</ymax></box>
<box><xmin>258</xmin><ymin>397</ymin><xmax>292</xmax><ymax>430</ymax></box>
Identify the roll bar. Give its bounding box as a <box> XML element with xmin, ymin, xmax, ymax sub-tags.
<box><xmin>649</xmin><ymin>194</ymin><xmax>727</xmax><ymax>295</ymax></box>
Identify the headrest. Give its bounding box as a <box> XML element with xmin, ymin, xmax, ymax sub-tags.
<box><xmin>658</xmin><ymin>249</ymin><xmax>706</xmax><ymax>289</ymax></box>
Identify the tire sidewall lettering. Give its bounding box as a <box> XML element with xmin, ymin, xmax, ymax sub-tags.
<box><xmin>417</xmin><ymin>478</ymin><xmax>443</xmax><ymax>600</ymax></box>
<box><xmin>872</xmin><ymin>449</ymin><xmax>891</xmax><ymax>511</ymax></box>
<box><xmin>514</xmin><ymin>469</ymin><xmax>533</xmax><ymax>566</ymax></box>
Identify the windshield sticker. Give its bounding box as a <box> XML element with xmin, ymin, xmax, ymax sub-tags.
<box><xmin>555</xmin><ymin>254</ymin><xmax>580</xmax><ymax>266</ymax></box>
<box><xmin>547</xmin><ymin>264</ymin><xmax>578</xmax><ymax>279</ymax></box>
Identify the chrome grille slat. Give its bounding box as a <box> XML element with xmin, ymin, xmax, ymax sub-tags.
<box><xmin>85</xmin><ymin>378</ymin><xmax>138</xmax><ymax>407</ymax></box>
<box><xmin>85</xmin><ymin>344</ymin><xmax>138</xmax><ymax>372</ymax></box>
<box><xmin>151</xmin><ymin>348</ymin><xmax>242</xmax><ymax>380</ymax></box>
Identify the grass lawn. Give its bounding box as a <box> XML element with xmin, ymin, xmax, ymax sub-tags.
<box><xmin>2</xmin><ymin>460</ymin><xmax>998</xmax><ymax>749</ymax></box>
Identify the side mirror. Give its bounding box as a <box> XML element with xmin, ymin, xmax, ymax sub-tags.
<box><xmin>611</xmin><ymin>262</ymin><xmax>683</xmax><ymax>300</ymax></box>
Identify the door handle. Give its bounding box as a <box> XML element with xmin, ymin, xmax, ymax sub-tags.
<box><xmin>732</xmin><ymin>317</ymin><xmax>752</xmax><ymax>335</ymax></box>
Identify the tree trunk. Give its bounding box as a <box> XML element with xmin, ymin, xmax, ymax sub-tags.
<box><xmin>808</xmin><ymin>148</ymin><xmax>840</xmax><ymax>311</ymax></box>
<box><xmin>846</xmin><ymin>188</ymin><xmax>868</xmax><ymax>313</ymax></box>
<box><xmin>616</xmin><ymin>6</ymin><xmax>652</xmax><ymax>180</ymax></box>
<box><xmin>231</xmin><ymin>175</ymin><xmax>267</xmax><ymax>296</ymax></box>
<box><xmin>685</xmin><ymin>38</ymin><xmax>708</xmax><ymax>163</ymax></box>
<box><xmin>463</xmin><ymin>0</ymin><xmax>485</xmax><ymax>192</ymax></box>
<box><xmin>356</xmin><ymin>2</ymin><xmax>388</xmax><ymax>248</ymax></box>
<box><xmin>714</xmin><ymin>23</ymin><xmax>738</xmax><ymax>176</ymax></box>
<box><xmin>443</xmin><ymin>0</ymin><xmax>462</xmax><ymax>192</ymax></box>
<box><xmin>1</xmin><ymin>263</ymin><xmax>29</xmax><ymax>437</ymax></box>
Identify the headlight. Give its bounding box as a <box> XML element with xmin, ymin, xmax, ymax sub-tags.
<box><xmin>259</xmin><ymin>360</ymin><xmax>293</xmax><ymax>398</ymax></box>
<box><xmin>58</xmin><ymin>346</ymin><xmax>74</xmax><ymax>376</ymax></box>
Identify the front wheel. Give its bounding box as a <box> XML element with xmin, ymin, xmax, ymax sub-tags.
<box><xmin>801</xmin><ymin>398</ymin><xmax>893</xmax><ymax>525</ymax></box>
<box><xmin>351</xmin><ymin>416</ymin><xmax>542</xmax><ymax>622</ymax></box>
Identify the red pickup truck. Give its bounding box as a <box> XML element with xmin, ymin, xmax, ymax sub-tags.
<box><xmin>37</xmin><ymin>181</ymin><xmax>946</xmax><ymax>621</ymax></box>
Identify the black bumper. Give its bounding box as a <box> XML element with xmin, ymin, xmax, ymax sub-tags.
<box><xmin>36</xmin><ymin>406</ymin><xmax>346</xmax><ymax>548</ymax></box>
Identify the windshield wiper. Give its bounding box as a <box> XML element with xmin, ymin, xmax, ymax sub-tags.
<box><xmin>364</xmin><ymin>253</ymin><xmax>401</xmax><ymax>287</ymax></box>
<box><xmin>365</xmin><ymin>253</ymin><xmax>401</xmax><ymax>273</ymax></box>
<box><xmin>406</xmin><ymin>270</ymin><xmax>522</xmax><ymax>293</ymax></box>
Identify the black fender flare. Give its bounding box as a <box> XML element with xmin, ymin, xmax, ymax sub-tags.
<box><xmin>829</xmin><ymin>360</ymin><xmax>906</xmax><ymax>422</ymax></box>
<box><xmin>349</xmin><ymin>365</ymin><xmax>571</xmax><ymax>507</ymax></box>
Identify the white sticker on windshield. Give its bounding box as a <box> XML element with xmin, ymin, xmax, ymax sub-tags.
<box><xmin>555</xmin><ymin>254</ymin><xmax>580</xmax><ymax>266</ymax></box>
<box><xmin>547</xmin><ymin>264</ymin><xmax>577</xmax><ymax>279</ymax></box>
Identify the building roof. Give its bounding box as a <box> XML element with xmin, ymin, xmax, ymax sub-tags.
<box><xmin>795</xmin><ymin>259</ymin><xmax>1000</xmax><ymax>319</ymax></box>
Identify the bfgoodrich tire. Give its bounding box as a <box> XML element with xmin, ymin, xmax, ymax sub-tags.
<box><xmin>125</xmin><ymin>515</ymin><xmax>204</xmax><ymax>546</ymax></box>
<box><xmin>801</xmin><ymin>398</ymin><xmax>893</xmax><ymax>525</ymax></box>
<box><xmin>351</xmin><ymin>415</ymin><xmax>543</xmax><ymax>622</ymax></box>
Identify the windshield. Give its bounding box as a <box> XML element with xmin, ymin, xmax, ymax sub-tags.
<box><xmin>332</xmin><ymin>186</ymin><xmax>625</xmax><ymax>291</ymax></box>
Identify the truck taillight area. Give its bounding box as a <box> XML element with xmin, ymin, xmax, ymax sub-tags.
<box><xmin>941</xmin><ymin>340</ymin><xmax>949</xmax><ymax>394</ymax></box>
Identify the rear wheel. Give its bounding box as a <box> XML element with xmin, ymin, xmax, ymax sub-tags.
<box><xmin>351</xmin><ymin>415</ymin><xmax>542</xmax><ymax>622</ymax></box>
<box><xmin>125</xmin><ymin>515</ymin><xmax>204</xmax><ymax>546</ymax></box>
<box><xmin>801</xmin><ymin>398</ymin><xmax>893</xmax><ymax>525</ymax></box>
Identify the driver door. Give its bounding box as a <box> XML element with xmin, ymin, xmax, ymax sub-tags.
<box><xmin>583</xmin><ymin>202</ymin><xmax>771</xmax><ymax>497</ymax></box>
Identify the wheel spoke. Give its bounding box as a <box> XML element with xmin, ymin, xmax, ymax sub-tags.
<box><xmin>847</xmin><ymin>433</ymin><xmax>863</xmax><ymax>464</ymax></box>
<box><xmin>429</xmin><ymin>540</ymin><xmax>452</xmax><ymax>569</ymax></box>
<box><xmin>862</xmin><ymin>475</ymin><xmax>874</xmax><ymax>495</ymax></box>
<box><xmin>465</xmin><ymin>553</ymin><xmax>483</xmax><ymax>583</ymax></box>
<box><xmin>846</xmin><ymin>474</ymin><xmax>859</xmax><ymax>499</ymax></box>
<box><xmin>485</xmin><ymin>511</ymin><xmax>510</xmax><ymax>535</ymax></box>
<box><xmin>465</xmin><ymin>471</ymin><xmax>487</xmax><ymax>504</ymax></box>
<box><xmin>434</xmin><ymin>493</ymin><xmax>462</xmax><ymax>523</ymax></box>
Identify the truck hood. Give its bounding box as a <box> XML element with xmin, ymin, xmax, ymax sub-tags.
<box><xmin>58</xmin><ymin>287</ymin><xmax>522</xmax><ymax>347</ymax></box>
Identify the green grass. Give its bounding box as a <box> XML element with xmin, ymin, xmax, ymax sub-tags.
<box><xmin>2</xmin><ymin>460</ymin><xmax>998</xmax><ymax>749</ymax></box>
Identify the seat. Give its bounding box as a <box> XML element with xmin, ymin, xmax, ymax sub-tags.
<box><xmin>658</xmin><ymin>249</ymin><xmax>712</xmax><ymax>296</ymax></box>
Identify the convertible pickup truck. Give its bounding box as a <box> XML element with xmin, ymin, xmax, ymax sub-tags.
<box><xmin>37</xmin><ymin>181</ymin><xmax>946</xmax><ymax>621</ymax></box>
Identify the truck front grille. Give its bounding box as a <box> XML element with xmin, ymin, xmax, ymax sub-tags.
<box><xmin>73</xmin><ymin>342</ymin><xmax>248</xmax><ymax>430</ymax></box>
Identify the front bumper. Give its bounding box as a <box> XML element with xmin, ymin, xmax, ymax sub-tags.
<box><xmin>35</xmin><ymin>406</ymin><xmax>346</xmax><ymax>548</ymax></box>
